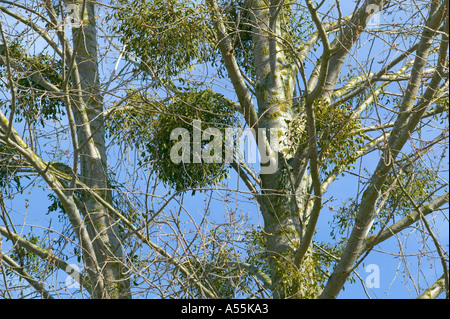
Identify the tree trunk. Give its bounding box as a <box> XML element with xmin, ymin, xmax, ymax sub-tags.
<box><xmin>71</xmin><ymin>1</ymin><xmax>130</xmax><ymax>298</ymax></box>
<box><xmin>251</xmin><ymin>0</ymin><xmax>316</xmax><ymax>298</ymax></box>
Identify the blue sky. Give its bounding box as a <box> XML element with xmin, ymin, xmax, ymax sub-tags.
<box><xmin>0</xmin><ymin>0</ymin><xmax>448</xmax><ymax>299</ymax></box>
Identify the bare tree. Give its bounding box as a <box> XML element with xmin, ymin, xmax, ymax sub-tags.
<box><xmin>0</xmin><ymin>0</ymin><xmax>448</xmax><ymax>299</ymax></box>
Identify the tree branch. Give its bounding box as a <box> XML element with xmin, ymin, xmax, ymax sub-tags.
<box><xmin>320</xmin><ymin>0</ymin><xmax>389</xmax><ymax>101</ymax></box>
<box><xmin>206</xmin><ymin>0</ymin><xmax>259</xmax><ymax>131</ymax></box>
<box><xmin>59</xmin><ymin>171</ymin><xmax>218</xmax><ymax>299</ymax></box>
<box><xmin>363</xmin><ymin>191</ymin><xmax>449</xmax><ymax>251</ymax></box>
<box><xmin>294</xmin><ymin>97</ymin><xmax>322</xmax><ymax>267</ymax></box>
<box><xmin>0</xmin><ymin>5</ymin><xmax>63</xmax><ymax>57</ymax></box>
<box><xmin>0</xmin><ymin>21</ymin><xmax>16</xmax><ymax>141</ymax></box>
<box><xmin>0</xmin><ymin>249</ymin><xmax>54</xmax><ymax>299</ymax></box>
<box><xmin>417</xmin><ymin>272</ymin><xmax>449</xmax><ymax>299</ymax></box>
<box><xmin>0</xmin><ymin>110</ymin><xmax>105</xmax><ymax>297</ymax></box>
<box><xmin>320</xmin><ymin>2</ymin><xmax>447</xmax><ymax>298</ymax></box>
<box><xmin>0</xmin><ymin>225</ymin><xmax>87</xmax><ymax>292</ymax></box>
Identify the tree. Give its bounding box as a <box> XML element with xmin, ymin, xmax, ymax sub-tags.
<box><xmin>0</xmin><ymin>0</ymin><xmax>448</xmax><ymax>299</ymax></box>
